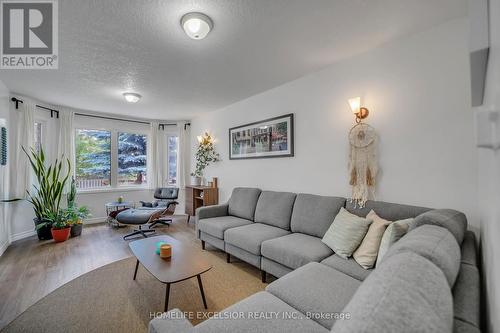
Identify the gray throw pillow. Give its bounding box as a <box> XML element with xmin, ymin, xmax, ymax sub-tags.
<box><xmin>321</xmin><ymin>207</ymin><xmax>372</xmax><ymax>259</ymax></box>
<box><xmin>376</xmin><ymin>218</ymin><xmax>414</xmax><ymax>266</ymax></box>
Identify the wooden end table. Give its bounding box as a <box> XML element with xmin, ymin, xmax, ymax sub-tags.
<box><xmin>129</xmin><ymin>235</ymin><xmax>212</xmax><ymax>311</ymax></box>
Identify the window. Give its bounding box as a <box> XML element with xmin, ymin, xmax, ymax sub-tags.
<box><xmin>34</xmin><ymin>122</ymin><xmax>42</xmax><ymax>153</ymax></box>
<box><xmin>167</xmin><ymin>136</ymin><xmax>178</xmax><ymax>185</ymax></box>
<box><xmin>118</xmin><ymin>132</ymin><xmax>147</xmax><ymax>186</ymax></box>
<box><xmin>75</xmin><ymin>129</ymin><xmax>111</xmax><ymax>189</ymax></box>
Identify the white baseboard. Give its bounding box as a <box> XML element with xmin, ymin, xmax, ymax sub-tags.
<box><xmin>0</xmin><ymin>240</ymin><xmax>10</xmax><ymax>257</ymax></box>
<box><xmin>10</xmin><ymin>229</ymin><xmax>36</xmax><ymax>242</ymax></box>
<box><xmin>6</xmin><ymin>218</ymin><xmax>106</xmax><ymax>244</ymax></box>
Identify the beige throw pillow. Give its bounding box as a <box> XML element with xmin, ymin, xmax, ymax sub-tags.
<box><xmin>376</xmin><ymin>218</ymin><xmax>415</xmax><ymax>267</ymax></box>
<box><xmin>321</xmin><ymin>208</ymin><xmax>372</xmax><ymax>259</ymax></box>
<box><xmin>353</xmin><ymin>210</ymin><xmax>392</xmax><ymax>269</ymax></box>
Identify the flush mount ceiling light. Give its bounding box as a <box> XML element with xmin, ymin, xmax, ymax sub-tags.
<box><xmin>181</xmin><ymin>12</ymin><xmax>213</xmax><ymax>40</ymax></box>
<box><xmin>123</xmin><ymin>92</ymin><xmax>141</xmax><ymax>103</ymax></box>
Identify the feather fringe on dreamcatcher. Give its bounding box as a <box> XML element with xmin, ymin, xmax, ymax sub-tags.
<box><xmin>348</xmin><ymin>123</ymin><xmax>378</xmax><ymax>208</ymax></box>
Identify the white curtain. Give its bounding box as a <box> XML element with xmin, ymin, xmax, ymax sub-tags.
<box><xmin>177</xmin><ymin>121</ymin><xmax>188</xmax><ymax>189</ymax></box>
<box><xmin>149</xmin><ymin>121</ymin><xmax>168</xmax><ymax>188</ymax></box>
<box><xmin>157</xmin><ymin>127</ymin><xmax>167</xmax><ymax>187</ymax></box>
<box><xmin>14</xmin><ymin>100</ymin><xmax>35</xmax><ymax>198</ymax></box>
<box><xmin>57</xmin><ymin>107</ymin><xmax>75</xmax><ymax>193</ymax></box>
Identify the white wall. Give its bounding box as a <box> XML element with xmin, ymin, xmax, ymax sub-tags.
<box><xmin>0</xmin><ymin>80</ymin><xmax>10</xmax><ymax>256</ymax></box>
<box><xmin>476</xmin><ymin>0</ymin><xmax>500</xmax><ymax>331</ymax></box>
<box><xmin>190</xmin><ymin>18</ymin><xmax>478</xmax><ymax>227</ymax></box>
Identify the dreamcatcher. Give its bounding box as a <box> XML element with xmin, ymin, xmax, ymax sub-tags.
<box><xmin>348</xmin><ymin>122</ymin><xmax>378</xmax><ymax>208</ymax></box>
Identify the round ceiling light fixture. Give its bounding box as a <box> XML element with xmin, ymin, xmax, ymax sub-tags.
<box><xmin>123</xmin><ymin>92</ymin><xmax>141</xmax><ymax>103</ymax></box>
<box><xmin>181</xmin><ymin>12</ymin><xmax>213</xmax><ymax>40</ymax></box>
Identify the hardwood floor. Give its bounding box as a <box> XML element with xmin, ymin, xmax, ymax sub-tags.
<box><xmin>0</xmin><ymin>215</ymin><xmax>193</xmax><ymax>330</ymax></box>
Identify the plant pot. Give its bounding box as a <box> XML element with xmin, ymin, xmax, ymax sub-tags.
<box><xmin>191</xmin><ymin>176</ymin><xmax>202</xmax><ymax>186</ymax></box>
<box><xmin>34</xmin><ymin>218</ymin><xmax>53</xmax><ymax>241</ymax></box>
<box><xmin>70</xmin><ymin>223</ymin><xmax>83</xmax><ymax>237</ymax></box>
<box><xmin>51</xmin><ymin>227</ymin><xmax>71</xmax><ymax>243</ymax></box>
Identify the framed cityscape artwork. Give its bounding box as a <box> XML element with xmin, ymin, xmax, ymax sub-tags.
<box><xmin>229</xmin><ymin>113</ymin><xmax>294</xmax><ymax>160</ymax></box>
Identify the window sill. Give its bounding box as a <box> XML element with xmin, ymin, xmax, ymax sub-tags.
<box><xmin>77</xmin><ymin>186</ymin><xmax>152</xmax><ymax>195</ymax></box>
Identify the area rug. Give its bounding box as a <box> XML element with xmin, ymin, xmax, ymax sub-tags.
<box><xmin>2</xmin><ymin>250</ymin><xmax>266</xmax><ymax>333</ymax></box>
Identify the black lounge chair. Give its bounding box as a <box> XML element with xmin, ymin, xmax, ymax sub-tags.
<box><xmin>117</xmin><ymin>188</ymin><xmax>179</xmax><ymax>240</ymax></box>
<box><xmin>139</xmin><ymin>187</ymin><xmax>179</xmax><ymax>228</ymax></box>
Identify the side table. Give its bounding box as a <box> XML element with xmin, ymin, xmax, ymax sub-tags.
<box><xmin>106</xmin><ymin>201</ymin><xmax>135</xmax><ymax>227</ymax></box>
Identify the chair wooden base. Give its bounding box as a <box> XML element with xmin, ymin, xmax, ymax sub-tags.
<box><xmin>149</xmin><ymin>218</ymin><xmax>172</xmax><ymax>229</ymax></box>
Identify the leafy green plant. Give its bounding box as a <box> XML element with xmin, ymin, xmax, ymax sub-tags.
<box><xmin>45</xmin><ymin>210</ymin><xmax>69</xmax><ymax>230</ymax></box>
<box><xmin>191</xmin><ymin>133</ymin><xmax>220</xmax><ymax>177</ymax></box>
<box><xmin>23</xmin><ymin>146</ymin><xmax>70</xmax><ymax>226</ymax></box>
<box><xmin>65</xmin><ymin>205</ymin><xmax>91</xmax><ymax>225</ymax></box>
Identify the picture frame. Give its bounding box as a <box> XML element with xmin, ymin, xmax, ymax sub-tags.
<box><xmin>229</xmin><ymin>113</ymin><xmax>294</xmax><ymax>160</ymax></box>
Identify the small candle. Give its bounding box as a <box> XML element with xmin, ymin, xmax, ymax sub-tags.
<box><xmin>160</xmin><ymin>244</ymin><xmax>172</xmax><ymax>258</ymax></box>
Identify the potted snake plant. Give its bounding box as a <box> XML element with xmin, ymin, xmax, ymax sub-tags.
<box><xmin>24</xmin><ymin>146</ymin><xmax>70</xmax><ymax>240</ymax></box>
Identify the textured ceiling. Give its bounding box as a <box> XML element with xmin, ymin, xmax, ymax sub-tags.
<box><xmin>0</xmin><ymin>0</ymin><xmax>467</xmax><ymax>120</ymax></box>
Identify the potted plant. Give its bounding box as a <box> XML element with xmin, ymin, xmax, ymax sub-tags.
<box><xmin>47</xmin><ymin>210</ymin><xmax>71</xmax><ymax>242</ymax></box>
<box><xmin>65</xmin><ymin>177</ymin><xmax>91</xmax><ymax>237</ymax></box>
<box><xmin>66</xmin><ymin>206</ymin><xmax>91</xmax><ymax>237</ymax></box>
<box><xmin>191</xmin><ymin>132</ymin><xmax>220</xmax><ymax>185</ymax></box>
<box><xmin>24</xmin><ymin>147</ymin><xmax>70</xmax><ymax>240</ymax></box>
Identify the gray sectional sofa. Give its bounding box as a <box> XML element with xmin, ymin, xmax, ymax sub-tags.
<box><xmin>150</xmin><ymin>187</ymin><xmax>481</xmax><ymax>333</ymax></box>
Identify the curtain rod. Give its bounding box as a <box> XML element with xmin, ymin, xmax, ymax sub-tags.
<box><xmin>10</xmin><ymin>97</ymin><xmax>191</xmax><ymax>129</ymax></box>
<box><xmin>11</xmin><ymin>97</ymin><xmax>59</xmax><ymax>118</ymax></box>
<box><xmin>74</xmin><ymin>112</ymin><xmax>150</xmax><ymax>125</ymax></box>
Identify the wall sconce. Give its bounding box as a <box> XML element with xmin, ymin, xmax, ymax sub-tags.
<box><xmin>197</xmin><ymin>132</ymin><xmax>214</xmax><ymax>145</ymax></box>
<box><xmin>348</xmin><ymin>97</ymin><xmax>369</xmax><ymax>123</ymax></box>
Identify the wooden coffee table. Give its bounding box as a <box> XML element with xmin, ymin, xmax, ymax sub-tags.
<box><xmin>129</xmin><ymin>235</ymin><xmax>212</xmax><ymax>311</ymax></box>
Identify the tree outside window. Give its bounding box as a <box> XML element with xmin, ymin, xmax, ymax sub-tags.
<box><xmin>75</xmin><ymin>129</ymin><xmax>111</xmax><ymax>189</ymax></box>
<box><xmin>118</xmin><ymin>132</ymin><xmax>147</xmax><ymax>186</ymax></box>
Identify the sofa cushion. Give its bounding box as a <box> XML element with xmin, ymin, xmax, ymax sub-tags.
<box><xmin>345</xmin><ymin>199</ymin><xmax>430</xmax><ymax>221</ymax></box>
<box><xmin>461</xmin><ymin>231</ymin><xmax>478</xmax><ymax>266</ymax></box>
<box><xmin>353</xmin><ymin>210</ymin><xmax>392</xmax><ymax>269</ymax></box>
<box><xmin>376</xmin><ymin>218</ymin><xmax>414</xmax><ymax>266</ymax></box>
<box><xmin>290</xmin><ymin>193</ymin><xmax>346</xmax><ymax>238</ymax></box>
<box><xmin>266</xmin><ymin>262</ymin><xmax>361</xmax><ymax>329</ymax></box>
<box><xmin>197</xmin><ymin>216</ymin><xmax>253</xmax><ymax>239</ymax></box>
<box><xmin>382</xmin><ymin>225</ymin><xmax>461</xmax><ymax>287</ymax></box>
<box><xmin>196</xmin><ymin>291</ymin><xmax>328</xmax><ymax>333</ymax></box>
<box><xmin>411</xmin><ymin>209</ymin><xmax>467</xmax><ymax>244</ymax></box>
<box><xmin>254</xmin><ymin>191</ymin><xmax>296</xmax><ymax>229</ymax></box>
<box><xmin>321</xmin><ymin>208</ymin><xmax>372</xmax><ymax>259</ymax></box>
<box><xmin>228</xmin><ymin>187</ymin><xmax>262</xmax><ymax>221</ymax></box>
<box><xmin>332</xmin><ymin>252</ymin><xmax>453</xmax><ymax>333</ymax></box>
<box><xmin>261</xmin><ymin>233</ymin><xmax>333</xmax><ymax>270</ymax></box>
<box><xmin>321</xmin><ymin>255</ymin><xmax>371</xmax><ymax>281</ymax></box>
<box><xmin>453</xmin><ymin>263</ymin><xmax>480</xmax><ymax>328</ymax></box>
<box><xmin>224</xmin><ymin>223</ymin><xmax>290</xmax><ymax>255</ymax></box>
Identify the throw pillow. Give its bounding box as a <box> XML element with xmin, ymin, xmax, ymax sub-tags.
<box><xmin>322</xmin><ymin>207</ymin><xmax>372</xmax><ymax>259</ymax></box>
<box><xmin>353</xmin><ymin>210</ymin><xmax>392</xmax><ymax>269</ymax></box>
<box><xmin>376</xmin><ymin>218</ymin><xmax>414</xmax><ymax>267</ymax></box>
